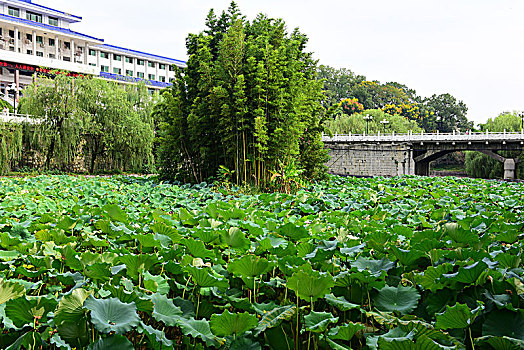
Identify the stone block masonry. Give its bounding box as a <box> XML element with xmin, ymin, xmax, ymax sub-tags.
<box><xmin>322</xmin><ymin>132</ymin><xmax>524</xmax><ymax>179</ymax></box>
<box><xmin>326</xmin><ymin>143</ymin><xmax>415</xmax><ymax>177</ymax></box>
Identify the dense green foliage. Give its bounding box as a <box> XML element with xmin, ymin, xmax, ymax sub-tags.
<box><xmin>317</xmin><ymin>65</ymin><xmax>365</xmax><ymax>109</ymax></box>
<box><xmin>0</xmin><ymin>175</ymin><xmax>524</xmax><ymax>349</ymax></box>
<box><xmin>155</xmin><ymin>3</ymin><xmax>328</xmax><ymax>185</ymax></box>
<box><xmin>319</xmin><ymin>66</ymin><xmax>472</xmax><ymax>132</ymax></box>
<box><xmin>0</xmin><ymin>99</ymin><xmax>14</xmax><ymax>113</ymax></box>
<box><xmin>0</xmin><ymin>122</ymin><xmax>23</xmax><ymax>174</ymax></box>
<box><xmin>425</xmin><ymin>93</ymin><xmax>471</xmax><ymax>133</ymax></box>
<box><xmin>465</xmin><ymin>111</ymin><xmax>523</xmax><ymax>179</ymax></box>
<box><xmin>18</xmin><ymin>74</ymin><xmax>155</xmax><ymax>173</ymax></box>
<box><xmin>324</xmin><ymin>109</ymin><xmax>422</xmax><ymax>135</ymax></box>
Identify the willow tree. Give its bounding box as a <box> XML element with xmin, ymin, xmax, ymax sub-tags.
<box><xmin>156</xmin><ymin>2</ymin><xmax>328</xmax><ymax>184</ymax></box>
<box><xmin>19</xmin><ymin>75</ymin><xmax>155</xmax><ymax>172</ymax></box>
<box><xmin>76</xmin><ymin>79</ymin><xmax>155</xmax><ymax>173</ymax></box>
<box><xmin>20</xmin><ymin>74</ymin><xmax>84</xmax><ymax>170</ymax></box>
<box><xmin>0</xmin><ymin>122</ymin><xmax>23</xmax><ymax>174</ymax></box>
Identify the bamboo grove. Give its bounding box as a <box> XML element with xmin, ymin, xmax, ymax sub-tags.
<box><xmin>155</xmin><ymin>3</ymin><xmax>329</xmax><ymax>185</ymax></box>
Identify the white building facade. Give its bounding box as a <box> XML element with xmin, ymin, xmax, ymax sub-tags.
<box><xmin>0</xmin><ymin>0</ymin><xmax>186</xmax><ymax>104</ymax></box>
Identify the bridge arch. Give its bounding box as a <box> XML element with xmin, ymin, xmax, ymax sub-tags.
<box><xmin>413</xmin><ymin>148</ymin><xmax>520</xmax><ymax>179</ymax></box>
<box><xmin>323</xmin><ymin>131</ymin><xmax>524</xmax><ymax>180</ymax></box>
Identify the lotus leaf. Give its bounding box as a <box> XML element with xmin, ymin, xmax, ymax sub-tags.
<box><xmin>151</xmin><ymin>293</ymin><xmax>183</xmax><ymax>326</ymax></box>
<box><xmin>5</xmin><ymin>296</ymin><xmax>58</xmax><ymax>328</ymax></box>
<box><xmin>84</xmin><ymin>296</ymin><xmax>140</xmax><ymax>334</ymax></box>
<box><xmin>304</xmin><ymin>311</ymin><xmax>338</xmax><ymax>332</ymax></box>
<box><xmin>374</xmin><ymin>285</ymin><xmax>420</xmax><ymax>315</ymax></box>
<box><xmin>435</xmin><ymin>303</ymin><xmax>483</xmax><ymax>330</ymax></box>
<box><xmin>253</xmin><ymin>305</ymin><xmax>296</xmax><ymax>336</ymax></box>
<box><xmin>287</xmin><ymin>263</ymin><xmax>334</xmax><ymax>302</ymax></box>
<box><xmin>87</xmin><ymin>335</ymin><xmax>134</xmax><ymax>350</ymax></box>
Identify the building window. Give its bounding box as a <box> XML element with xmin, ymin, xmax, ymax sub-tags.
<box><xmin>101</xmin><ymin>65</ymin><xmax>109</xmax><ymax>73</ymax></box>
<box><xmin>26</xmin><ymin>11</ymin><xmax>43</xmax><ymax>23</ymax></box>
<box><xmin>49</xmin><ymin>54</ymin><xmax>55</xmax><ymax>59</ymax></box>
<box><xmin>148</xmin><ymin>74</ymin><xmax>155</xmax><ymax>80</ymax></box>
<box><xmin>159</xmin><ymin>76</ymin><xmax>166</xmax><ymax>82</ymax></box>
<box><xmin>64</xmin><ymin>42</ymin><xmax>71</xmax><ymax>50</ymax></box>
<box><xmin>26</xmin><ymin>49</ymin><xmax>33</xmax><ymax>55</ymax></box>
<box><xmin>169</xmin><ymin>78</ymin><xmax>175</xmax><ymax>83</ymax></box>
<box><xmin>8</xmin><ymin>30</ymin><xmax>14</xmax><ymax>38</ymax></box>
<box><xmin>36</xmin><ymin>36</ymin><xmax>43</xmax><ymax>45</ymax></box>
<box><xmin>49</xmin><ymin>38</ymin><xmax>55</xmax><ymax>46</ymax></box>
<box><xmin>137</xmin><ymin>59</ymin><xmax>144</xmax><ymax>66</ymax></box>
<box><xmin>48</xmin><ymin>17</ymin><xmax>58</xmax><ymax>26</ymax></box>
<box><xmin>125</xmin><ymin>56</ymin><xmax>133</xmax><ymax>63</ymax></box>
<box><xmin>159</xmin><ymin>64</ymin><xmax>166</xmax><ymax>70</ymax></box>
<box><xmin>89</xmin><ymin>49</ymin><xmax>96</xmax><ymax>56</ymax></box>
<box><xmin>26</xmin><ymin>33</ymin><xmax>32</xmax><ymax>42</ymax></box>
<box><xmin>113</xmin><ymin>54</ymin><xmax>122</xmax><ymax>61</ymax></box>
<box><xmin>126</xmin><ymin>70</ymin><xmax>133</xmax><ymax>77</ymax></box>
<box><xmin>36</xmin><ymin>51</ymin><xmax>43</xmax><ymax>57</ymax></box>
<box><xmin>89</xmin><ymin>63</ymin><xmax>96</xmax><ymax>66</ymax></box>
<box><xmin>63</xmin><ymin>57</ymin><xmax>71</xmax><ymax>62</ymax></box>
<box><xmin>8</xmin><ymin>7</ymin><xmax>20</xmax><ymax>17</ymax></box>
<box><xmin>148</xmin><ymin>61</ymin><xmax>155</xmax><ymax>68</ymax></box>
<box><xmin>169</xmin><ymin>65</ymin><xmax>175</xmax><ymax>71</ymax></box>
<box><xmin>100</xmin><ymin>52</ymin><xmax>109</xmax><ymax>59</ymax></box>
<box><xmin>137</xmin><ymin>72</ymin><xmax>144</xmax><ymax>78</ymax></box>
<box><xmin>113</xmin><ymin>68</ymin><xmax>122</xmax><ymax>75</ymax></box>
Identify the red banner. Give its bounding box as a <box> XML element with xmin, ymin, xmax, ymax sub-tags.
<box><xmin>0</xmin><ymin>60</ymin><xmax>86</xmax><ymax>78</ymax></box>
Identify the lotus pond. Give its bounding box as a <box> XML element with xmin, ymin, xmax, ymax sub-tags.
<box><xmin>0</xmin><ymin>175</ymin><xmax>523</xmax><ymax>349</ymax></box>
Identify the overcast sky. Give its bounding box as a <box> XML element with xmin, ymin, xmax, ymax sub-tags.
<box><xmin>45</xmin><ymin>0</ymin><xmax>524</xmax><ymax>125</ymax></box>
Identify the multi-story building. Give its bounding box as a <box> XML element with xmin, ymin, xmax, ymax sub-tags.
<box><xmin>0</xmin><ymin>0</ymin><xmax>186</xmax><ymax>105</ymax></box>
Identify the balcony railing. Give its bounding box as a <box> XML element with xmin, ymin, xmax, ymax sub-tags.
<box><xmin>0</xmin><ymin>112</ymin><xmax>40</xmax><ymax>124</ymax></box>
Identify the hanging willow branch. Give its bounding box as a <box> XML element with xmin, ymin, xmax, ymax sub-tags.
<box><xmin>0</xmin><ymin>122</ymin><xmax>23</xmax><ymax>174</ymax></box>
<box><xmin>18</xmin><ymin>74</ymin><xmax>155</xmax><ymax>173</ymax></box>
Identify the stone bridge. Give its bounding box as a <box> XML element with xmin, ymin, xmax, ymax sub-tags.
<box><xmin>322</xmin><ymin>131</ymin><xmax>524</xmax><ymax>180</ymax></box>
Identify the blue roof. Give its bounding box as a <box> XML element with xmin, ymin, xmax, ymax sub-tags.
<box><xmin>0</xmin><ymin>13</ymin><xmax>103</xmax><ymax>42</ymax></box>
<box><xmin>100</xmin><ymin>71</ymin><xmax>173</xmax><ymax>88</ymax></box>
<box><xmin>98</xmin><ymin>44</ymin><xmax>186</xmax><ymax>66</ymax></box>
<box><xmin>13</xmin><ymin>0</ymin><xmax>82</xmax><ymax>20</ymax></box>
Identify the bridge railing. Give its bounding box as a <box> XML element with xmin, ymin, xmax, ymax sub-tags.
<box><xmin>322</xmin><ymin>130</ymin><xmax>524</xmax><ymax>142</ymax></box>
<box><xmin>0</xmin><ymin>112</ymin><xmax>41</xmax><ymax>124</ymax></box>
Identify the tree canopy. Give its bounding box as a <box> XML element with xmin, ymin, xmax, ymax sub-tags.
<box><xmin>324</xmin><ymin>109</ymin><xmax>422</xmax><ymax>135</ymax></box>
<box><xmin>19</xmin><ymin>74</ymin><xmax>155</xmax><ymax>173</ymax></box>
<box><xmin>425</xmin><ymin>93</ymin><xmax>471</xmax><ymax>133</ymax></box>
<box><xmin>155</xmin><ymin>2</ymin><xmax>328</xmax><ymax>185</ymax></box>
<box><xmin>319</xmin><ymin>65</ymin><xmax>472</xmax><ymax>133</ymax></box>
<box><xmin>465</xmin><ymin>111</ymin><xmax>523</xmax><ymax>179</ymax></box>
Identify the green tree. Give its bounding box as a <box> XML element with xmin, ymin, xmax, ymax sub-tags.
<box><xmin>317</xmin><ymin>65</ymin><xmax>365</xmax><ymax>109</ymax></box>
<box><xmin>20</xmin><ymin>74</ymin><xmax>84</xmax><ymax>170</ymax></box>
<box><xmin>77</xmin><ymin>79</ymin><xmax>155</xmax><ymax>173</ymax></box>
<box><xmin>324</xmin><ymin>109</ymin><xmax>421</xmax><ymax>135</ymax></box>
<box><xmin>465</xmin><ymin>111</ymin><xmax>523</xmax><ymax>179</ymax></box>
<box><xmin>348</xmin><ymin>81</ymin><xmax>410</xmax><ymax>110</ymax></box>
<box><xmin>0</xmin><ymin>122</ymin><xmax>23</xmax><ymax>174</ymax></box>
<box><xmin>424</xmin><ymin>93</ymin><xmax>471</xmax><ymax>133</ymax></box>
<box><xmin>20</xmin><ymin>75</ymin><xmax>155</xmax><ymax>173</ymax></box>
<box><xmin>156</xmin><ymin>2</ymin><xmax>328</xmax><ymax>185</ymax></box>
